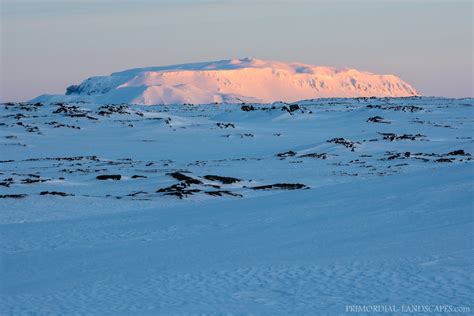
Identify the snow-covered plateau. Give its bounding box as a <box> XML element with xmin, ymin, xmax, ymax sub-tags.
<box><xmin>0</xmin><ymin>97</ymin><xmax>473</xmax><ymax>314</ymax></box>
<box><xmin>33</xmin><ymin>58</ymin><xmax>419</xmax><ymax>105</ymax></box>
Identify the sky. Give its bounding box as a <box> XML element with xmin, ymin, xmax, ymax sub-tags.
<box><xmin>1</xmin><ymin>0</ymin><xmax>472</xmax><ymax>102</ymax></box>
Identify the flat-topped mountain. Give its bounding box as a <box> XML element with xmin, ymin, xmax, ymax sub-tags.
<box><xmin>34</xmin><ymin>58</ymin><xmax>419</xmax><ymax>105</ymax></box>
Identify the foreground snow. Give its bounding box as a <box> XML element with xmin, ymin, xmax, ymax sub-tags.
<box><xmin>0</xmin><ymin>97</ymin><xmax>473</xmax><ymax>314</ymax></box>
<box><xmin>33</xmin><ymin>58</ymin><xmax>418</xmax><ymax>105</ymax></box>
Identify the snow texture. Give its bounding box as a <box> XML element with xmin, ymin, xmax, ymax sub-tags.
<box><xmin>0</xmin><ymin>97</ymin><xmax>473</xmax><ymax>315</ymax></box>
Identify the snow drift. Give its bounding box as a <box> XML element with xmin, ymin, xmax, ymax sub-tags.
<box><xmin>34</xmin><ymin>58</ymin><xmax>419</xmax><ymax>105</ymax></box>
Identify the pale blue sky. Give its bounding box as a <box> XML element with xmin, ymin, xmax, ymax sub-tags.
<box><xmin>1</xmin><ymin>0</ymin><xmax>472</xmax><ymax>101</ymax></box>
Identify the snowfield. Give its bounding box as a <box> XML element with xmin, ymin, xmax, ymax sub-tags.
<box><xmin>0</xmin><ymin>97</ymin><xmax>473</xmax><ymax>314</ymax></box>
<box><xmin>33</xmin><ymin>58</ymin><xmax>418</xmax><ymax>105</ymax></box>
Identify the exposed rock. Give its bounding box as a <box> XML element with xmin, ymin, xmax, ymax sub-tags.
<box><xmin>131</xmin><ymin>175</ymin><xmax>147</xmax><ymax>179</ymax></box>
<box><xmin>276</xmin><ymin>151</ymin><xmax>297</xmax><ymax>158</ymax></box>
<box><xmin>448</xmin><ymin>150</ymin><xmax>468</xmax><ymax>156</ymax></box>
<box><xmin>216</xmin><ymin>123</ymin><xmax>235</xmax><ymax>129</ymax></box>
<box><xmin>40</xmin><ymin>191</ymin><xmax>73</xmax><ymax>196</ymax></box>
<box><xmin>367</xmin><ymin>116</ymin><xmax>390</xmax><ymax>124</ymax></box>
<box><xmin>157</xmin><ymin>183</ymin><xmax>200</xmax><ymax>199</ymax></box>
<box><xmin>96</xmin><ymin>174</ymin><xmax>121</xmax><ymax>180</ymax></box>
<box><xmin>327</xmin><ymin>138</ymin><xmax>357</xmax><ymax>150</ymax></box>
<box><xmin>299</xmin><ymin>153</ymin><xmax>327</xmax><ymax>159</ymax></box>
<box><xmin>378</xmin><ymin>133</ymin><xmax>426</xmax><ymax>141</ymax></box>
<box><xmin>435</xmin><ymin>158</ymin><xmax>454</xmax><ymax>163</ymax></box>
<box><xmin>0</xmin><ymin>194</ymin><xmax>27</xmax><ymax>199</ymax></box>
<box><xmin>251</xmin><ymin>183</ymin><xmax>307</xmax><ymax>190</ymax></box>
<box><xmin>205</xmin><ymin>190</ymin><xmax>242</xmax><ymax>197</ymax></box>
<box><xmin>241</xmin><ymin>105</ymin><xmax>255</xmax><ymax>112</ymax></box>
<box><xmin>168</xmin><ymin>172</ymin><xmax>202</xmax><ymax>185</ymax></box>
<box><xmin>203</xmin><ymin>175</ymin><xmax>241</xmax><ymax>184</ymax></box>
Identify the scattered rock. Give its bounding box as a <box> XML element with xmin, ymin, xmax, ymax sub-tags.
<box><xmin>299</xmin><ymin>153</ymin><xmax>327</xmax><ymax>159</ymax></box>
<box><xmin>205</xmin><ymin>190</ymin><xmax>242</xmax><ymax>197</ymax></box>
<box><xmin>0</xmin><ymin>194</ymin><xmax>27</xmax><ymax>199</ymax></box>
<box><xmin>0</xmin><ymin>178</ymin><xmax>14</xmax><ymax>187</ymax></box>
<box><xmin>216</xmin><ymin>123</ymin><xmax>235</xmax><ymax>129</ymax></box>
<box><xmin>157</xmin><ymin>183</ymin><xmax>200</xmax><ymax>199</ymax></box>
<box><xmin>435</xmin><ymin>158</ymin><xmax>454</xmax><ymax>163</ymax></box>
<box><xmin>168</xmin><ymin>172</ymin><xmax>202</xmax><ymax>185</ymax></box>
<box><xmin>282</xmin><ymin>104</ymin><xmax>301</xmax><ymax>113</ymax></box>
<box><xmin>131</xmin><ymin>175</ymin><xmax>147</xmax><ymax>179</ymax></box>
<box><xmin>203</xmin><ymin>175</ymin><xmax>241</xmax><ymax>184</ymax></box>
<box><xmin>251</xmin><ymin>183</ymin><xmax>307</xmax><ymax>190</ymax></box>
<box><xmin>327</xmin><ymin>138</ymin><xmax>357</xmax><ymax>150</ymax></box>
<box><xmin>367</xmin><ymin>116</ymin><xmax>390</xmax><ymax>124</ymax></box>
<box><xmin>367</xmin><ymin>104</ymin><xmax>423</xmax><ymax>112</ymax></box>
<box><xmin>241</xmin><ymin>105</ymin><xmax>255</xmax><ymax>111</ymax></box>
<box><xmin>276</xmin><ymin>151</ymin><xmax>297</xmax><ymax>158</ymax></box>
<box><xmin>378</xmin><ymin>133</ymin><xmax>426</xmax><ymax>141</ymax></box>
<box><xmin>40</xmin><ymin>191</ymin><xmax>73</xmax><ymax>196</ymax></box>
<box><xmin>448</xmin><ymin>150</ymin><xmax>468</xmax><ymax>156</ymax></box>
<box><xmin>96</xmin><ymin>174</ymin><xmax>121</xmax><ymax>180</ymax></box>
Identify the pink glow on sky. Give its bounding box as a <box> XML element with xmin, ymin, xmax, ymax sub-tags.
<box><xmin>1</xmin><ymin>0</ymin><xmax>472</xmax><ymax>101</ymax></box>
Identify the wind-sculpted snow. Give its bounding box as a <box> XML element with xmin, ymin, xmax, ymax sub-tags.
<box><xmin>33</xmin><ymin>58</ymin><xmax>418</xmax><ymax>105</ymax></box>
<box><xmin>0</xmin><ymin>97</ymin><xmax>473</xmax><ymax>314</ymax></box>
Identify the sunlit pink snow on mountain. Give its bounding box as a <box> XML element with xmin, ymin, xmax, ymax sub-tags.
<box><xmin>35</xmin><ymin>58</ymin><xmax>419</xmax><ymax>105</ymax></box>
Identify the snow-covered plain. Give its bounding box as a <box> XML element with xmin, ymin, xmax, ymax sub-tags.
<box><xmin>0</xmin><ymin>97</ymin><xmax>473</xmax><ymax>314</ymax></box>
<box><xmin>33</xmin><ymin>58</ymin><xmax>418</xmax><ymax>105</ymax></box>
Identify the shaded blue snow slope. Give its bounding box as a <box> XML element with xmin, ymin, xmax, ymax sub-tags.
<box><xmin>1</xmin><ymin>97</ymin><xmax>473</xmax><ymax>314</ymax></box>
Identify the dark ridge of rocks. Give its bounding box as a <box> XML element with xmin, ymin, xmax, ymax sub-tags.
<box><xmin>411</xmin><ymin>119</ymin><xmax>452</xmax><ymax>129</ymax></box>
<box><xmin>96</xmin><ymin>174</ymin><xmax>121</xmax><ymax>181</ymax></box>
<box><xmin>25</xmin><ymin>156</ymin><xmax>99</xmax><ymax>162</ymax></box>
<box><xmin>276</xmin><ymin>151</ymin><xmax>297</xmax><ymax>158</ymax></box>
<box><xmin>16</xmin><ymin>121</ymin><xmax>41</xmax><ymax>134</ymax></box>
<box><xmin>0</xmin><ymin>194</ymin><xmax>27</xmax><ymax>199</ymax></box>
<box><xmin>367</xmin><ymin>116</ymin><xmax>390</xmax><ymax>124</ymax></box>
<box><xmin>366</xmin><ymin>104</ymin><xmax>423</xmax><ymax>112</ymax></box>
<box><xmin>168</xmin><ymin>172</ymin><xmax>202</xmax><ymax>185</ymax></box>
<box><xmin>327</xmin><ymin>138</ymin><xmax>357</xmax><ymax>150</ymax></box>
<box><xmin>216</xmin><ymin>123</ymin><xmax>235</xmax><ymax>129</ymax></box>
<box><xmin>157</xmin><ymin>183</ymin><xmax>201</xmax><ymax>199</ymax></box>
<box><xmin>381</xmin><ymin>151</ymin><xmax>466</xmax><ymax>163</ymax></box>
<box><xmin>131</xmin><ymin>175</ymin><xmax>147</xmax><ymax>179</ymax></box>
<box><xmin>126</xmin><ymin>191</ymin><xmax>148</xmax><ymax>197</ymax></box>
<box><xmin>62</xmin><ymin>168</ymin><xmax>107</xmax><ymax>174</ymax></box>
<box><xmin>282</xmin><ymin>104</ymin><xmax>301</xmax><ymax>114</ymax></box>
<box><xmin>241</xmin><ymin>105</ymin><xmax>255</xmax><ymax>112</ymax></box>
<box><xmin>40</xmin><ymin>191</ymin><xmax>73</xmax><ymax>196</ymax></box>
<box><xmin>45</xmin><ymin>121</ymin><xmax>81</xmax><ymax>129</ymax></box>
<box><xmin>97</xmin><ymin>105</ymin><xmax>130</xmax><ymax>116</ymax></box>
<box><xmin>14</xmin><ymin>113</ymin><xmax>28</xmax><ymax>120</ymax></box>
<box><xmin>21</xmin><ymin>176</ymin><xmax>49</xmax><ymax>184</ymax></box>
<box><xmin>203</xmin><ymin>175</ymin><xmax>241</xmax><ymax>184</ymax></box>
<box><xmin>239</xmin><ymin>133</ymin><xmax>254</xmax><ymax>138</ymax></box>
<box><xmin>2</xmin><ymin>102</ymin><xmax>40</xmax><ymax>111</ymax></box>
<box><xmin>435</xmin><ymin>158</ymin><xmax>454</xmax><ymax>163</ymax></box>
<box><xmin>251</xmin><ymin>183</ymin><xmax>307</xmax><ymax>190</ymax></box>
<box><xmin>448</xmin><ymin>150</ymin><xmax>468</xmax><ymax>156</ymax></box>
<box><xmin>53</xmin><ymin>104</ymin><xmax>98</xmax><ymax>120</ymax></box>
<box><xmin>205</xmin><ymin>190</ymin><xmax>242</xmax><ymax>197</ymax></box>
<box><xmin>0</xmin><ymin>178</ymin><xmax>14</xmax><ymax>187</ymax></box>
<box><xmin>299</xmin><ymin>153</ymin><xmax>327</xmax><ymax>159</ymax></box>
<box><xmin>378</xmin><ymin>133</ymin><xmax>426</xmax><ymax>141</ymax></box>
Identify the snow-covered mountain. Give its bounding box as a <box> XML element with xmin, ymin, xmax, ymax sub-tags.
<box><xmin>34</xmin><ymin>58</ymin><xmax>419</xmax><ymax>105</ymax></box>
